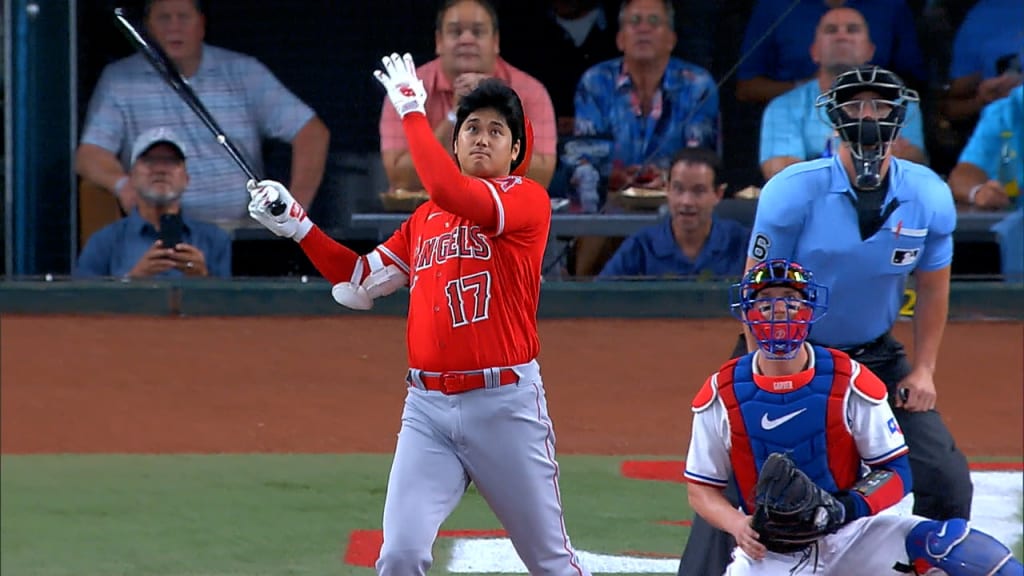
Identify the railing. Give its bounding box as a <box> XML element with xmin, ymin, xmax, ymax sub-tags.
<box><xmin>1</xmin><ymin>278</ymin><xmax>1021</xmax><ymax>319</ymax></box>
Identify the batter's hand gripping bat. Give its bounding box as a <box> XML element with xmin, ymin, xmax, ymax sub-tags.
<box><xmin>112</xmin><ymin>7</ymin><xmax>287</xmax><ymax>216</ymax></box>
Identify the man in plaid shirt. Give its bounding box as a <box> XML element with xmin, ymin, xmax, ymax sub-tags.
<box><xmin>76</xmin><ymin>0</ymin><xmax>329</xmax><ymax>225</ymax></box>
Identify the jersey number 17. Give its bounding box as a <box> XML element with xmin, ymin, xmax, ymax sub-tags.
<box><xmin>445</xmin><ymin>271</ymin><xmax>493</xmax><ymax>327</ymax></box>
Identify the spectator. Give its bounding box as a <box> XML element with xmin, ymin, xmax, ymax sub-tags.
<box><xmin>499</xmin><ymin>0</ymin><xmax>621</xmax><ymax>136</ymax></box>
<box><xmin>760</xmin><ymin>6</ymin><xmax>926</xmax><ymax>180</ymax></box>
<box><xmin>379</xmin><ymin>0</ymin><xmax>558</xmax><ymax>188</ymax></box>
<box><xmin>75</xmin><ymin>128</ymin><xmax>231</xmax><ymax>279</ymax></box>
<box><xmin>735</xmin><ymin>0</ymin><xmax>925</xmax><ymax>105</ymax></box>
<box><xmin>948</xmin><ymin>85</ymin><xmax>1022</xmax><ymax>209</ymax></box>
<box><xmin>76</xmin><ymin>0</ymin><xmax>329</xmax><ymax>225</ymax></box>
<box><xmin>597</xmin><ymin>147</ymin><xmax>749</xmax><ymax>278</ymax></box>
<box><xmin>939</xmin><ymin>0</ymin><xmax>1023</xmax><ymax>125</ymax></box>
<box><xmin>574</xmin><ymin>0</ymin><xmax>719</xmax><ymax>189</ymax></box>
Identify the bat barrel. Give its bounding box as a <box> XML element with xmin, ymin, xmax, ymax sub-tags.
<box><xmin>112</xmin><ymin>8</ymin><xmax>285</xmax><ymax>215</ymax></box>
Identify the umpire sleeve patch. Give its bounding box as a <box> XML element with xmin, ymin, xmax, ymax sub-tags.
<box><xmin>750</xmin><ymin>233</ymin><xmax>771</xmax><ymax>261</ymax></box>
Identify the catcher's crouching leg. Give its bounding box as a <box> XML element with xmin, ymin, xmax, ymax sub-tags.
<box><xmin>906</xmin><ymin>518</ymin><xmax>1023</xmax><ymax>576</ymax></box>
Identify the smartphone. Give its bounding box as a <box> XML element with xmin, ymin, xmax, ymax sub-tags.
<box><xmin>158</xmin><ymin>213</ymin><xmax>184</xmax><ymax>248</ymax></box>
<box><xmin>995</xmin><ymin>53</ymin><xmax>1021</xmax><ymax>76</ymax></box>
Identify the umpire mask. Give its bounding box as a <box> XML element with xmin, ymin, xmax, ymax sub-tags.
<box><xmin>816</xmin><ymin>66</ymin><xmax>917</xmax><ymax>189</ymax></box>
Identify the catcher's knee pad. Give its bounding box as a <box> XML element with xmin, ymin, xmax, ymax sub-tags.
<box><xmin>906</xmin><ymin>518</ymin><xmax>1023</xmax><ymax>576</ymax></box>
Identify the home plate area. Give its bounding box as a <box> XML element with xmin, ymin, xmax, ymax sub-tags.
<box><xmin>345</xmin><ymin>461</ymin><xmax>1023</xmax><ymax>574</ymax></box>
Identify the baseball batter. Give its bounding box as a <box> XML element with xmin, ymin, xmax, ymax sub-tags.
<box><xmin>247</xmin><ymin>54</ymin><xmax>588</xmax><ymax>576</ymax></box>
<box><xmin>684</xmin><ymin>259</ymin><xmax>1021</xmax><ymax>575</ymax></box>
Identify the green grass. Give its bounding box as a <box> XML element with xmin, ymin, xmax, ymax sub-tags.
<box><xmin>3</xmin><ymin>455</ymin><xmax>1020</xmax><ymax>576</ymax></box>
<box><xmin>0</xmin><ymin>455</ymin><xmax>689</xmax><ymax>576</ymax></box>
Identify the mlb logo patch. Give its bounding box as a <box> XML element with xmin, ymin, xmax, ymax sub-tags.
<box><xmin>891</xmin><ymin>248</ymin><xmax>919</xmax><ymax>266</ymax></box>
<box><xmin>887</xmin><ymin>418</ymin><xmax>903</xmax><ymax>435</ymax></box>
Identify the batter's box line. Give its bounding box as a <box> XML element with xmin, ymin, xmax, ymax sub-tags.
<box><xmin>343</xmin><ymin>528</ymin><xmax>507</xmax><ymax>567</ymax></box>
<box><xmin>341</xmin><ymin>526</ymin><xmax>690</xmax><ymax>567</ymax></box>
<box><xmin>619</xmin><ymin>459</ymin><xmax>1024</xmax><ymax>484</ymax></box>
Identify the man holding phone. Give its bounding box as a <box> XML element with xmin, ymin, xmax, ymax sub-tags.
<box><xmin>75</xmin><ymin>128</ymin><xmax>231</xmax><ymax>278</ymax></box>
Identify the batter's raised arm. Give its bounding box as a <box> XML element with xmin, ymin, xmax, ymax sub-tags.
<box><xmin>402</xmin><ymin>114</ymin><xmax>502</xmax><ymax>226</ymax></box>
<box><xmin>374</xmin><ymin>52</ymin><xmax>508</xmax><ymax>229</ymax></box>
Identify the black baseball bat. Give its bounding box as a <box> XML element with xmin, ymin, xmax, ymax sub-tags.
<box><xmin>112</xmin><ymin>7</ymin><xmax>287</xmax><ymax>216</ymax></box>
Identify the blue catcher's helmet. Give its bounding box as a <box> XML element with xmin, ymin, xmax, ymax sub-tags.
<box><xmin>730</xmin><ymin>260</ymin><xmax>829</xmax><ymax>358</ymax></box>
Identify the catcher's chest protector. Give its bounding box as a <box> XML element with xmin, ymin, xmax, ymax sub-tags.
<box><xmin>717</xmin><ymin>347</ymin><xmax>860</xmax><ymax>512</ymax></box>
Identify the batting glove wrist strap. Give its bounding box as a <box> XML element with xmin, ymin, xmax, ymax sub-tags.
<box><xmin>246</xmin><ymin>179</ymin><xmax>313</xmax><ymax>241</ymax></box>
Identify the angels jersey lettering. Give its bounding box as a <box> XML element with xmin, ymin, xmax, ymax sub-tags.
<box><xmin>380</xmin><ymin>178</ymin><xmax>551</xmax><ymax>371</ymax></box>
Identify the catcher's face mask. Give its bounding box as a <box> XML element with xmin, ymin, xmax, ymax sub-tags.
<box><xmin>731</xmin><ymin>260</ymin><xmax>829</xmax><ymax>359</ymax></box>
<box><xmin>816</xmin><ymin>66</ymin><xmax>918</xmax><ymax>189</ymax></box>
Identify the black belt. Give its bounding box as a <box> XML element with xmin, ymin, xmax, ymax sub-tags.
<box><xmin>814</xmin><ymin>332</ymin><xmax>891</xmax><ymax>358</ymax></box>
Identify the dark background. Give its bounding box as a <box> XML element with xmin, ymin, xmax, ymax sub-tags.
<box><xmin>69</xmin><ymin>0</ymin><xmax>993</xmax><ymax>276</ymax></box>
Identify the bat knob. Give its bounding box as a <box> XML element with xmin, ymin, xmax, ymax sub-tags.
<box><xmin>269</xmin><ymin>199</ymin><xmax>287</xmax><ymax>216</ymax></box>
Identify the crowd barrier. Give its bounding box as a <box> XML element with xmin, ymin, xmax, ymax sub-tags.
<box><xmin>1</xmin><ymin>279</ymin><xmax>1020</xmax><ymax>320</ymax></box>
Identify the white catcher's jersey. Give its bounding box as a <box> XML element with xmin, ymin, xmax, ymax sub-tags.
<box><xmin>685</xmin><ymin>346</ymin><xmax>909</xmax><ymax>489</ymax></box>
<box><xmin>726</xmin><ymin>514</ymin><xmax>931</xmax><ymax>575</ymax></box>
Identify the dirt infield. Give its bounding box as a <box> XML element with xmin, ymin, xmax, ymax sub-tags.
<box><xmin>1</xmin><ymin>315</ymin><xmax>1021</xmax><ymax>456</ymax></box>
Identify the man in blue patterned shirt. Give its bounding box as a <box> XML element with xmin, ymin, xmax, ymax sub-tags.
<box><xmin>76</xmin><ymin>0</ymin><xmax>329</xmax><ymax>225</ymax></box>
<box><xmin>573</xmin><ymin>0</ymin><xmax>719</xmax><ymax>191</ymax></box>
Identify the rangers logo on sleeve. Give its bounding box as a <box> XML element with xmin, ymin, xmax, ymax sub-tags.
<box><xmin>887</xmin><ymin>417</ymin><xmax>903</xmax><ymax>436</ymax></box>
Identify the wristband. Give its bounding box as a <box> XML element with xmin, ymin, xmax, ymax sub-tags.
<box><xmin>114</xmin><ymin>176</ymin><xmax>129</xmax><ymax>197</ymax></box>
<box><xmin>967</xmin><ymin>183</ymin><xmax>983</xmax><ymax>205</ymax></box>
<box><xmin>447</xmin><ymin>110</ymin><xmax>458</xmax><ymax>125</ymax></box>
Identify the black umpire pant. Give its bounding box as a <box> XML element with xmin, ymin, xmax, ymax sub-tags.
<box><xmin>676</xmin><ymin>332</ymin><xmax>973</xmax><ymax>576</ymax></box>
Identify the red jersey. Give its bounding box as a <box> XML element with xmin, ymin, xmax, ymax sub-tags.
<box><xmin>297</xmin><ymin>113</ymin><xmax>550</xmax><ymax>372</ymax></box>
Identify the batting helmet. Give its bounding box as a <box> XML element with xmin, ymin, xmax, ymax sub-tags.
<box><xmin>730</xmin><ymin>260</ymin><xmax>829</xmax><ymax>358</ymax></box>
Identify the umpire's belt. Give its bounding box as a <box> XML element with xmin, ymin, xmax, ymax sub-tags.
<box><xmin>406</xmin><ymin>366</ymin><xmax>521</xmax><ymax>395</ymax></box>
<box><xmin>817</xmin><ymin>331</ymin><xmax>892</xmax><ymax>358</ymax></box>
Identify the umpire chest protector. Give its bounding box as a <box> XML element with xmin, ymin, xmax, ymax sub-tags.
<box><xmin>716</xmin><ymin>347</ymin><xmax>861</xmax><ymax>512</ymax></box>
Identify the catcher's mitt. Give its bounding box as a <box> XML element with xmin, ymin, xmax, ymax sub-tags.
<box><xmin>751</xmin><ymin>453</ymin><xmax>847</xmax><ymax>553</ymax></box>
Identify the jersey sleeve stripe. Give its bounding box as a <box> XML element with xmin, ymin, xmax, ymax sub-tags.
<box><xmin>863</xmin><ymin>445</ymin><xmax>909</xmax><ymax>465</ymax></box>
<box><xmin>376</xmin><ymin>245</ymin><xmax>410</xmax><ymax>275</ymax></box>
<box><xmin>478</xmin><ymin>178</ymin><xmax>505</xmax><ymax>236</ymax></box>
<box><xmin>684</xmin><ymin>470</ymin><xmax>729</xmax><ymax>487</ymax></box>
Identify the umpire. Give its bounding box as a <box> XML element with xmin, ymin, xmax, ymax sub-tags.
<box><xmin>678</xmin><ymin>65</ymin><xmax>973</xmax><ymax>576</ymax></box>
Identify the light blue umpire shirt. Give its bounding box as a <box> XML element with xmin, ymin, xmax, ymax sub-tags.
<box><xmin>748</xmin><ymin>155</ymin><xmax>956</xmax><ymax>348</ymax></box>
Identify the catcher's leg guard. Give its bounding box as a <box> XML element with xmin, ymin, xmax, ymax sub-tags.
<box><xmin>906</xmin><ymin>518</ymin><xmax>1023</xmax><ymax>576</ymax></box>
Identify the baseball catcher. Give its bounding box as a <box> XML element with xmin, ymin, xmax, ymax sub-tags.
<box><xmin>683</xmin><ymin>259</ymin><xmax>1022</xmax><ymax>575</ymax></box>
